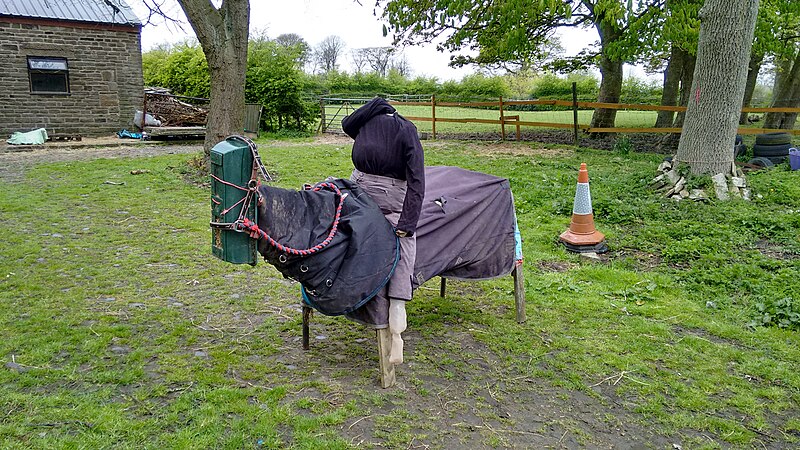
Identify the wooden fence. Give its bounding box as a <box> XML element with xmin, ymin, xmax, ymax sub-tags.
<box><xmin>319</xmin><ymin>94</ymin><xmax>800</xmax><ymax>142</ymax></box>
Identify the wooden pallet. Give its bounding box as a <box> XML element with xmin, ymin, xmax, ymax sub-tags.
<box><xmin>144</xmin><ymin>126</ymin><xmax>206</xmax><ymax>139</ymax></box>
<box><xmin>49</xmin><ymin>134</ymin><xmax>82</xmax><ymax>142</ymax></box>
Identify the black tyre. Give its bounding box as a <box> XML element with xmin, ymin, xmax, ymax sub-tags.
<box><xmin>753</xmin><ymin>142</ymin><xmax>792</xmax><ymax>157</ymax></box>
<box><xmin>755</xmin><ymin>132</ymin><xmax>792</xmax><ymax>146</ymax></box>
<box><xmin>748</xmin><ymin>157</ymin><xmax>774</xmax><ymax>168</ymax></box>
<box><xmin>734</xmin><ymin>143</ymin><xmax>747</xmax><ymax>158</ymax></box>
<box><xmin>768</xmin><ymin>156</ymin><xmax>787</xmax><ymax>165</ymax></box>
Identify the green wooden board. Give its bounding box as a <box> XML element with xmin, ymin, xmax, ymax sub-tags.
<box><xmin>210</xmin><ymin>137</ymin><xmax>258</xmax><ymax>265</ymax></box>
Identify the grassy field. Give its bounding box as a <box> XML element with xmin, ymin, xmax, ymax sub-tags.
<box><xmin>0</xmin><ymin>138</ymin><xmax>798</xmax><ymax>448</ymax></box>
<box><xmin>323</xmin><ymin>103</ymin><xmax>774</xmax><ymax>140</ymax></box>
<box><xmin>323</xmin><ymin>103</ymin><xmax>659</xmax><ymax>134</ymax></box>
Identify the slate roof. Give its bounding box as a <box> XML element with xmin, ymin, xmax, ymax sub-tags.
<box><xmin>0</xmin><ymin>0</ymin><xmax>141</xmax><ymax>26</ymax></box>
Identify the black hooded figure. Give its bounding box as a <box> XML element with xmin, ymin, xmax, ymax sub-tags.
<box><xmin>342</xmin><ymin>97</ymin><xmax>425</xmax><ymax>364</ymax></box>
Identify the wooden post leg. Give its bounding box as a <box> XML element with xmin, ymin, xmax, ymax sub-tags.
<box><xmin>302</xmin><ymin>305</ymin><xmax>312</xmax><ymax>350</ymax></box>
<box><xmin>376</xmin><ymin>328</ymin><xmax>396</xmax><ymax>388</ymax></box>
<box><xmin>440</xmin><ymin>277</ymin><xmax>446</xmax><ymax>297</ymax></box>
<box><xmin>513</xmin><ymin>265</ymin><xmax>526</xmax><ymax>323</ymax></box>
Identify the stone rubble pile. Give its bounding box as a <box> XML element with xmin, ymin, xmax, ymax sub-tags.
<box><xmin>651</xmin><ymin>158</ymin><xmax>751</xmax><ymax>201</ymax></box>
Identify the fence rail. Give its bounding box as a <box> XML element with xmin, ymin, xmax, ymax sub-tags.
<box><xmin>319</xmin><ymin>93</ymin><xmax>800</xmax><ymax>141</ymax></box>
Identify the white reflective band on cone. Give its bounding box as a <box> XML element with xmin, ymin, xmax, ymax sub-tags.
<box><xmin>572</xmin><ymin>183</ymin><xmax>593</xmax><ymax>215</ymax></box>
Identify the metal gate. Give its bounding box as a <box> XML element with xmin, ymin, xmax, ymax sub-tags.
<box><xmin>319</xmin><ymin>97</ymin><xmax>371</xmax><ymax>133</ymax></box>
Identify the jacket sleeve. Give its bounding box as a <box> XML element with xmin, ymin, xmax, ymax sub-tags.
<box><xmin>396</xmin><ymin>125</ymin><xmax>425</xmax><ymax>236</ymax></box>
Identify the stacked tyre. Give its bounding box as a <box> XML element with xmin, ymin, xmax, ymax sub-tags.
<box><xmin>734</xmin><ymin>134</ymin><xmax>747</xmax><ymax>158</ymax></box>
<box><xmin>752</xmin><ymin>132</ymin><xmax>793</xmax><ymax>165</ymax></box>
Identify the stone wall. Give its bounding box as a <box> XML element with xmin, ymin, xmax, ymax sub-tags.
<box><xmin>0</xmin><ymin>20</ymin><xmax>143</xmax><ymax>137</ymax></box>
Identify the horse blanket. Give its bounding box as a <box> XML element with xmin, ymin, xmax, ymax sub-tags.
<box><xmin>254</xmin><ymin>166</ymin><xmax>521</xmax><ymax>327</ymax></box>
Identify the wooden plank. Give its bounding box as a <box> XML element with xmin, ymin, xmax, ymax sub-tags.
<box><xmin>302</xmin><ymin>306</ymin><xmax>312</xmax><ymax>350</ymax></box>
<box><xmin>436</xmin><ymin>101</ymin><xmax>502</xmax><ymax>107</ymax></box>
<box><xmin>515</xmin><ymin>121</ymin><xmax>589</xmax><ymax>130</ymax></box>
<box><xmin>737</xmin><ymin>128</ymin><xmax>800</xmax><ymax>135</ymax></box>
<box><xmin>49</xmin><ymin>134</ymin><xmax>82</xmax><ymax>141</ymax></box>
<box><xmin>588</xmin><ymin>126</ymin><xmax>800</xmax><ymax>135</ymax></box>
<box><xmin>243</xmin><ymin>104</ymin><xmax>262</xmax><ymax>134</ymax></box>
<box><xmin>144</xmin><ymin>126</ymin><xmax>206</xmax><ymax>137</ymax></box>
<box><xmin>742</xmin><ymin>107</ymin><xmax>800</xmax><ymax>113</ymax></box>
<box><xmin>383</xmin><ymin>97</ymin><xmax>799</xmax><ymax>116</ymax></box>
<box><xmin>433</xmin><ymin>117</ymin><xmax>503</xmax><ymax>125</ymax></box>
<box><xmin>406</xmin><ymin>116</ymin><xmax>588</xmax><ymax>130</ymax></box>
<box><xmin>513</xmin><ymin>265</ymin><xmax>526</xmax><ymax>324</ymax></box>
<box><xmin>500</xmin><ymin>96</ymin><xmax>506</xmax><ymax>141</ymax></box>
<box><xmin>431</xmin><ymin>95</ymin><xmax>437</xmax><ymax>139</ymax></box>
<box><xmin>503</xmin><ymin>99</ymin><xmax>559</xmax><ymax>106</ymax></box>
<box><xmin>376</xmin><ymin>328</ymin><xmax>396</xmax><ymax>388</ymax></box>
<box><xmin>577</xmin><ymin>101</ymin><xmax>687</xmax><ymax>111</ymax></box>
<box><xmin>586</xmin><ymin>127</ymin><xmax>683</xmax><ymax>134</ymax></box>
<box><xmin>387</xmin><ymin>101</ymin><xmax>433</xmax><ymax>106</ymax></box>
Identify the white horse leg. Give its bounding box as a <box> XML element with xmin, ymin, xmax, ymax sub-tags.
<box><xmin>388</xmin><ymin>299</ymin><xmax>407</xmax><ymax>364</ymax></box>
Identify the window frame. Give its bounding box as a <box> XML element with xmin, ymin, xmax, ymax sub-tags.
<box><xmin>28</xmin><ymin>56</ymin><xmax>71</xmax><ymax>95</ymax></box>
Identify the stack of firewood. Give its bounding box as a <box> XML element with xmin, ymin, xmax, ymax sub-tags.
<box><xmin>144</xmin><ymin>88</ymin><xmax>208</xmax><ymax>126</ymax></box>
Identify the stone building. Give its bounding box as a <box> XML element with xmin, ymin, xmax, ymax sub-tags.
<box><xmin>0</xmin><ymin>0</ymin><xmax>142</xmax><ymax>137</ymax></box>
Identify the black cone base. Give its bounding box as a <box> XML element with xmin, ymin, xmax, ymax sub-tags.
<box><xmin>561</xmin><ymin>240</ymin><xmax>609</xmax><ymax>254</ymax></box>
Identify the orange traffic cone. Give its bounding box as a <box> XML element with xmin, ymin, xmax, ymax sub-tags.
<box><xmin>559</xmin><ymin>163</ymin><xmax>608</xmax><ymax>253</ymax></box>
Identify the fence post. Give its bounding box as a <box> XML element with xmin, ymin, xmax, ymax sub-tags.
<box><xmin>319</xmin><ymin>97</ymin><xmax>326</xmax><ymax>133</ymax></box>
<box><xmin>572</xmin><ymin>82</ymin><xmax>579</xmax><ymax>145</ymax></box>
<box><xmin>431</xmin><ymin>95</ymin><xmax>437</xmax><ymax>140</ymax></box>
<box><xmin>141</xmin><ymin>91</ymin><xmax>148</xmax><ymax>132</ymax></box>
<box><xmin>499</xmin><ymin>96</ymin><xmax>506</xmax><ymax>141</ymax></box>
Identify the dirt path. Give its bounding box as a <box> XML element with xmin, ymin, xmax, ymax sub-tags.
<box><xmin>0</xmin><ymin>140</ymin><xmax>202</xmax><ymax>183</ymax></box>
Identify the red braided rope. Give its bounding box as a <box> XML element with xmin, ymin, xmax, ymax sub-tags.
<box><xmin>239</xmin><ymin>182</ymin><xmax>345</xmax><ymax>256</ymax></box>
<box><xmin>210</xmin><ymin>173</ymin><xmax>248</xmax><ymax>191</ymax></box>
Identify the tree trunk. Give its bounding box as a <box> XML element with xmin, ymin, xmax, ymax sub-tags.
<box><xmin>589</xmin><ymin>19</ymin><xmax>623</xmax><ymax>134</ymax></box>
<box><xmin>739</xmin><ymin>52</ymin><xmax>764</xmax><ymax>125</ymax></box>
<box><xmin>655</xmin><ymin>46</ymin><xmax>683</xmax><ymax>128</ymax></box>
<box><xmin>676</xmin><ymin>0</ymin><xmax>760</xmax><ymax>175</ymax></box>
<box><xmin>659</xmin><ymin>50</ymin><xmax>695</xmax><ymax>151</ymax></box>
<box><xmin>178</xmin><ymin>0</ymin><xmax>250</xmax><ymax>155</ymax></box>
<box><xmin>763</xmin><ymin>49</ymin><xmax>800</xmax><ymax>130</ymax></box>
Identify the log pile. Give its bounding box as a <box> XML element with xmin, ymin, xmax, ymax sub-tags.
<box><xmin>144</xmin><ymin>88</ymin><xmax>208</xmax><ymax>127</ymax></box>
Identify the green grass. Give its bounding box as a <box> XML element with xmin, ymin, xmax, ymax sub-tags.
<box><xmin>0</xmin><ymin>138</ymin><xmax>798</xmax><ymax>448</ymax></box>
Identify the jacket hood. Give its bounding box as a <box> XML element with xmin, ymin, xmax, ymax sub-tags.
<box><xmin>341</xmin><ymin>97</ymin><xmax>396</xmax><ymax>139</ymax></box>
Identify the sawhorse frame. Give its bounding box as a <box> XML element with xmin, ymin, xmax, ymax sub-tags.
<box><xmin>301</xmin><ymin>265</ymin><xmax>526</xmax><ymax>388</ymax></box>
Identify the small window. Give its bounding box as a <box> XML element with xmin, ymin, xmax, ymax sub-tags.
<box><xmin>28</xmin><ymin>57</ymin><xmax>70</xmax><ymax>94</ymax></box>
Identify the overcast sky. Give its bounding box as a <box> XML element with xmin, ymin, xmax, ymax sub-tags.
<box><xmin>134</xmin><ymin>0</ymin><xmax>643</xmax><ymax>82</ymax></box>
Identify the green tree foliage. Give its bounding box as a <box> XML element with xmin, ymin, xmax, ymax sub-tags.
<box><xmin>305</xmin><ymin>71</ymin><xmax>441</xmax><ymax>97</ymax></box>
<box><xmin>142</xmin><ymin>38</ymin><xmax>315</xmax><ymax>132</ymax></box>
<box><xmin>378</xmin><ymin>0</ymin><xmax>574</xmax><ymax>69</ymax></box>
<box><xmin>377</xmin><ymin>0</ymin><xmax>667</xmax><ymax>130</ymax></box>
<box><xmin>530</xmin><ymin>73</ymin><xmax>598</xmax><ymax>100</ymax></box>
<box><xmin>440</xmin><ymin>73</ymin><xmax>511</xmax><ymax>100</ymax></box>
<box><xmin>620</xmin><ymin>77</ymin><xmax>662</xmax><ymax>104</ymax></box>
<box><xmin>246</xmin><ymin>39</ymin><xmax>316</xmax><ymax>132</ymax></box>
<box><xmin>142</xmin><ymin>41</ymin><xmax>210</xmax><ymax>98</ymax></box>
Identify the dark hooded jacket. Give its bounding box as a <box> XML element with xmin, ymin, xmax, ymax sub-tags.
<box><xmin>342</xmin><ymin>97</ymin><xmax>425</xmax><ymax>235</ymax></box>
